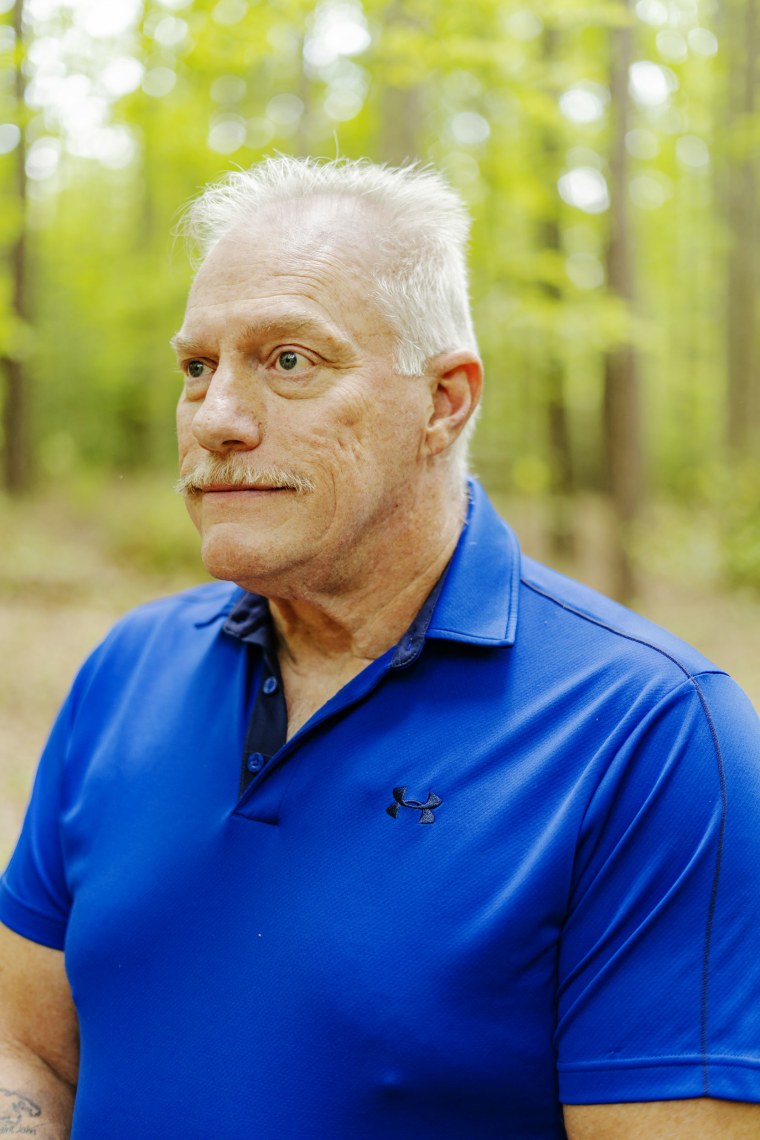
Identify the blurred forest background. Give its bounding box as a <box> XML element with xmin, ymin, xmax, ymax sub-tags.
<box><xmin>1</xmin><ymin>0</ymin><xmax>760</xmax><ymax>852</ymax></box>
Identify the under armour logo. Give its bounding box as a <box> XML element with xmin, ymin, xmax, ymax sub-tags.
<box><xmin>386</xmin><ymin>786</ymin><xmax>442</xmax><ymax>824</ymax></box>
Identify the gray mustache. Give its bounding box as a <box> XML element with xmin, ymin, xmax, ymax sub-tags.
<box><xmin>175</xmin><ymin>458</ymin><xmax>316</xmax><ymax>497</ymax></box>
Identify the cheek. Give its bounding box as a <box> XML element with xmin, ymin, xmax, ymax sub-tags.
<box><xmin>298</xmin><ymin>398</ymin><xmax>371</xmax><ymax>466</ymax></box>
<box><xmin>355</xmin><ymin>390</ymin><xmax>427</xmax><ymax>462</ymax></box>
<box><xmin>339</xmin><ymin>384</ymin><xmax>405</xmax><ymax>442</ymax></box>
<box><xmin>184</xmin><ymin>498</ymin><xmax>202</xmax><ymax>535</ymax></box>
<box><xmin>176</xmin><ymin>402</ymin><xmax>197</xmax><ymax>460</ymax></box>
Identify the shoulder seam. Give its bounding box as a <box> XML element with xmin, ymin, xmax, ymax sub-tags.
<box><xmin>520</xmin><ymin>576</ymin><xmax>727</xmax><ymax>685</ymax></box>
<box><xmin>525</xmin><ymin>572</ymin><xmax>730</xmax><ymax>1093</ymax></box>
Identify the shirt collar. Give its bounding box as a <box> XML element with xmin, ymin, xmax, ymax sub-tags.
<box><xmin>425</xmin><ymin>479</ymin><xmax>520</xmax><ymax>648</ymax></box>
<box><xmin>220</xmin><ymin>479</ymin><xmax>520</xmax><ymax>654</ymax></box>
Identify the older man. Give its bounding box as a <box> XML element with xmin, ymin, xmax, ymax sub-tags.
<box><xmin>0</xmin><ymin>158</ymin><xmax>759</xmax><ymax>1139</ymax></box>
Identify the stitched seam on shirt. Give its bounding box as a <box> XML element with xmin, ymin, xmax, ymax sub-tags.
<box><xmin>425</xmin><ymin>628</ymin><xmax>511</xmax><ymax>644</ymax></box>
<box><xmin>689</xmin><ymin>675</ymin><xmax>728</xmax><ymax>1098</ymax></box>
<box><xmin>521</xmin><ymin>577</ymin><xmax>726</xmax><ymax>684</ymax></box>
<box><xmin>522</xmin><ymin>578</ymin><xmax>732</xmax><ymax>1092</ymax></box>
<box><xmin>558</xmin><ymin>1054</ymin><xmax>760</xmax><ymax>1072</ymax></box>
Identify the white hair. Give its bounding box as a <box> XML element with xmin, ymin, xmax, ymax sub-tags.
<box><xmin>178</xmin><ymin>156</ymin><xmax>480</xmax><ymax>470</ymax></box>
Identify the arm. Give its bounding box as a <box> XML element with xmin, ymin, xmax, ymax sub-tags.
<box><xmin>564</xmin><ymin>1098</ymin><xmax>760</xmax><ymax>1138</ymax></box>
<box><xmin>0</xmin><ymin>923</ymin><xmax>78</xmax><ymax>1138</ymax></box>
<box><xmin>556</xmin><ymin>673</ymin><xmax>760</xmax><ymax>1111</ymax></box>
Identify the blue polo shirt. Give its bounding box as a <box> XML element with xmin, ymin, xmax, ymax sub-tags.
<box><xmin>2</xmin><ymin>482</ymin><xmax>760</xmax><ymax>1138</ymax></box>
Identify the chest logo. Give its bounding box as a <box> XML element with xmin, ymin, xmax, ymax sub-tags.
<box><xmin>387</xmin><ymin>786</ymin><xmax>442</xmax><ymax>824</ymax></box>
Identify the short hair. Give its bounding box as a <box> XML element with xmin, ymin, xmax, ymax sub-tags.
<box><xmin>179</xmin><ymin>156</ymin><xmax>480</xmax><ymax>468</ymax></box>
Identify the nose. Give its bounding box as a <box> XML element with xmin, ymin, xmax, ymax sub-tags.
<box><xmin>191</xmin><ymin>360</ymin><xmax>263</xmax><ymax>454</ymax></box>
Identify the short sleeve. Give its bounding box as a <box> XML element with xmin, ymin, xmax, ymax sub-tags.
<box><xmin>0</xmin><ymin>671</ymin><xmax>86</xmax><ymax>950</ymax></box>
<box><xmin>556</xmin><ymin>670</ymin><xmax>760</xmax><ymax>1104</ymax></box>
<box><xmin>0</xmin><ymin>586</ymin><xmax>236</xmax><ymax>956</ymax></box>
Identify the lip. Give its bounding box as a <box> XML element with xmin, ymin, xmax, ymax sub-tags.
<box><xmin>201</xmin><ymin>485</ymin><xmax>285</xmax><ymax>493</ymax></box>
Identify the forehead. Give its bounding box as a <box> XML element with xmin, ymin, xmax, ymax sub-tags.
<box><xmin>185</xmin><ymin>198</ymin><xmax>386</xmax><ymax>318</ymax></box>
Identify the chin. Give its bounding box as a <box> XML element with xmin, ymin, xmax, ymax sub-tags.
<box><xmin>198</xmin><ymin>526</ymin><xmax>301</xmax><ymax>592</ymax></box>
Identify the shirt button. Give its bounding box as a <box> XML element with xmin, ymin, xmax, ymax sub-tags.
<box><xmin>246</xmin><ymin>752</ymin><xmax>266</xmax><ymax>773</ymax></box>
<box><xmin>262</xmin><ymin>676</ymin><xmax>279</xmax><ymax>695</ymax></box>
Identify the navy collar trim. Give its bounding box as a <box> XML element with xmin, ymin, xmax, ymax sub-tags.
<box><xmin>222</xmin><ymin>592</ymin><xmax>271</xmax><ymax>648</ymax></box>
<box><xmin>211</xmin><ymin>479</ymin><xmax>519</xmax><ymax>652</ymax></box>
<box><xmin>389</xmin><ymin>571</ymin><xmax>448</xmax><ymax>668</ymax></box>
<box><xmin>220</xmin><ymin>582</ymin><xmax>443</xmax><ymax>667</ymax></box>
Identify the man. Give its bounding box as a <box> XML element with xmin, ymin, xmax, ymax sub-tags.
<box><xmin>0</xmin><ymin>157</ymin><xmax>758</xmax><ymax>1139</ymax></box>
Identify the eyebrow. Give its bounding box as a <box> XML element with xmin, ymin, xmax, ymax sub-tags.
<box><xmin>170</xmin><ymin>313</ymin><xmax>353</xmax><ymax>358</ymax></box>
<box><xmin>169</xmin><ymin>332</ymin><xmax>201</xmax><ymax>355</ymax></box>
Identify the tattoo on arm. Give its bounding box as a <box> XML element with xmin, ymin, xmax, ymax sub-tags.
<box><xmin>0</xmin><ymin>1088</ymin><xmax>42</xmax><ymax>1134</ymax></box>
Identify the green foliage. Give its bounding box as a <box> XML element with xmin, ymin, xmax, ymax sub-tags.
<box><xmin>1</xmin><ymin>0</ymin><xmax>759</xmax><ymax>593</ymax></box>
<box><xmin>0</xmin><ymin>473</ymin><xmax>203</xmax><ymax>598</ymax></box>
<box><xmin>715</xmin><ymin>464</ymin><xmax>760</xmax><ymax>593</ymax></box>
<box><xmin>80</xmin><ymin>474</ymin><xmax>205</xmax><ymax>577</ymax></box>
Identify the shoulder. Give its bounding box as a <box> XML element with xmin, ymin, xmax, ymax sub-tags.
<box><xmin>70</xmin><ymin>581</ymin><xmax>245</xmax><ymax>697</ymax></box>
<box><xmin>455</xmin><ymin>483</ymin><xmax>723</xmax><ymax>690</ymax></box>
<box><xmin>102</xmin><ymin>580</ymin><xmax>242</xmax><ymax>643</ymax></box>
<box><xmin>112</xmin><ymin>579</ymin><xmax>242</xmax><ymax>624</ymax></box>
<box><xmin>508</xmin><ymin>554</ymin><xmax>760</xmax><ymax>767</ymax></box>
<box><xmin>518</xmin><ymin>554</ymin><xmax>721</xmax><ymax>687</ymax></box>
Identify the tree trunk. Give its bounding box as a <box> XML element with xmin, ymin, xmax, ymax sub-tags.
<box><xmin>541</xmin><ymin>27</ymin><xmax>575</xmax><ymax>561</ymax></box>
<box><xmin>546</xmin><ymin>347</ymin><xmax>576</xmax><ymax>560</ymax></box>
<box><xmin>724</xmin><ymin>0</ymin><xmax>759</xmax><ymax>460</ymax></box>
<box><xmin>380</xmin><ymin>83</ymin><xmax>425</xmax><ymax>165</ymax></box>
<box><xmin>376</xmin><ymin>1</ymin><xmax>425</xmax><ymax>165</ymax></box>
<box><xmin>539</xmin><ymin>211</ymin><xmax>576</xmax><ymax>561</ymax></box>
<box><xmin>2</xmin><ymin>0</ymin><xmax>30</xmax><ymax>494</ymax></box>
<box><xmin>295</xmin><ymin>34</ymin><xmax>316</xmax><ymax>157</ymax></box>
<box><xmin>603</xmin><ymin>5</ymin><xmax>643</xmax><ymax>603</ymax></box>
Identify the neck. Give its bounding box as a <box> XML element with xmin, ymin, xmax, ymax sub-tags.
<box><xmin>268</xmin><ymin>479</ymin><xmax>468</xmax><ymax>670</ymax></box>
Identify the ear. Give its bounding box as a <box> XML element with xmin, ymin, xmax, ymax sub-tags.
<box><xmin>424</xmin><ymin>350</ymin><xmax>483</xmax><ymax>459</ymax></box>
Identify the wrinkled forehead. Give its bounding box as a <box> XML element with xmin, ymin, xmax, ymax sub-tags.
<box><xmin>188</xmin><ymin>195</ymin><xmax>390</xmax><ymax>301</ymax></box>
<box><xmin>180</xmin><ymin>195</ymin><xmax>400</xmax><ymax>354</ymax></box>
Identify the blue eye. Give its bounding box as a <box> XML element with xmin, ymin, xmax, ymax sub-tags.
<box><xmin>278</xmin><ymin>351</ymin><xmax>300</xmax><ymax>371</ymax></box>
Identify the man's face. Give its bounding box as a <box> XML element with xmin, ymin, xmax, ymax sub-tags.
<box><xmin>173</xmin><ymin>200</ymin><xmax>434</xmax><ymax>595</ymax></box>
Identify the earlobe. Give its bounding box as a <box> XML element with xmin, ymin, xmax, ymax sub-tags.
<box><xmin>425</xmin><ymin>350</ymin><xmax>483</xmax><ymax>458</ymax></box>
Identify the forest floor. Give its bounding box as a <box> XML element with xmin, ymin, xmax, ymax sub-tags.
<box><xmin>1</xmin><ymin>481</ymin><xmax>759</xmax><ymax>864</ymax></box>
